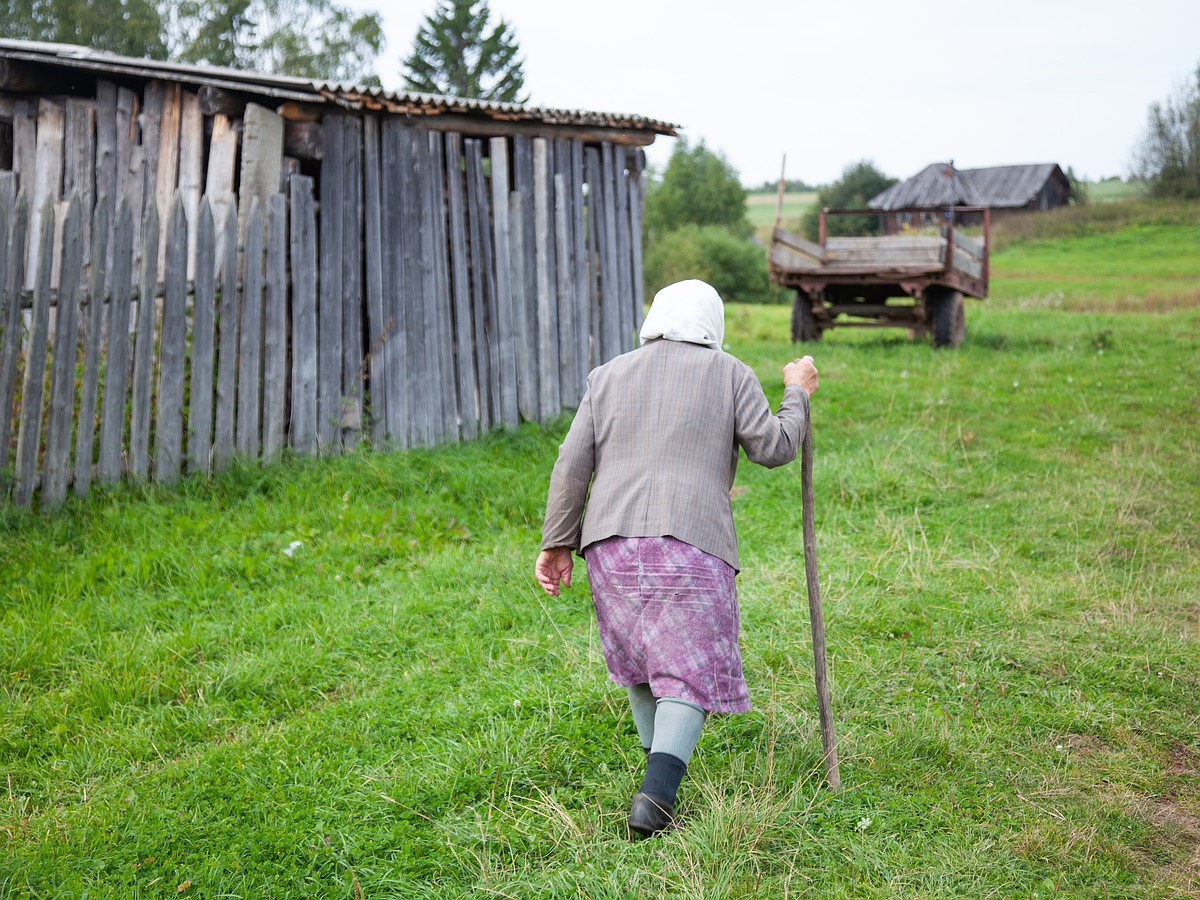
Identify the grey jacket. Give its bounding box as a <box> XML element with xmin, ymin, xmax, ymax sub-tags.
<box><xmin>540</xmin><ymin>338</ymin><xmax>809</xmax><ymax>571</ymax></box>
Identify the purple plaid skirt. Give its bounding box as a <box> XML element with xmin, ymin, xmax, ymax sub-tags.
<box><xmin>583</xmin><ymin>535</ymin><xmax>750</xmax><ymax>713</ymax></box>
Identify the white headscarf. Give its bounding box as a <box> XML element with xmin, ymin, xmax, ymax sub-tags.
<box><xmin>638</xmin><ymin>279</ymin><xmax>724</xmax><ymax>349</ymax></box>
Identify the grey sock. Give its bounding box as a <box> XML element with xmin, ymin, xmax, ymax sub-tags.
<box><xmin>649</xmin><ymin>698</ymin><xmax>707</xmax><ymax>765</ymax></box>
<box><xmin>626</xmin><ymin>683</ymin><xmax>657</xmax><ymax>750</ymax></box>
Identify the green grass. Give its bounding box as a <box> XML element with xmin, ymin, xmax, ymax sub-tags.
<box><xmin>747</xmin><ymin>190</ymin><xmax>817</xmax><ymax>242</ymax></box>
<box><xmin>3</xmin><ymin>216</ymin><xmax>1200</xmax><ymax>897</ymax></box>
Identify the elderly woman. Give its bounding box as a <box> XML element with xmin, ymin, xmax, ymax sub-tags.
<box><xmin>540</xmin><ymin>280</ymin><xmax>820</xmax><ymax>840</ymax></box>
<box><xmin>535</xmin><ymin>279</ymin><xmax>818</xmax><ymax>838</ymax></box>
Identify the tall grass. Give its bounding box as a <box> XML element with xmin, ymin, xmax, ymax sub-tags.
<box><xmin>2</xmin><ymin>219</ymin><xmax>1199</xmax><ymax>897</ymax></box>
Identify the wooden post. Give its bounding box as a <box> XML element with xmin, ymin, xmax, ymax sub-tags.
<box><xmin>362</xmin><ymin>115</ymin><xmax>388</xmax><ymax>445</ymax></box>
<box><xmin>42</xmin><ymin>195</ymin><xmax>84</xmax><ymax>507</ymax></box>
<box><xmin>28</xmin><ymin>100</ymin><xmax>64</xmax><ymax>291</ymax></box>
<box><xmin>317</xmin><ymin>115</ymin><xmax>344</xmax><ymax>454</ymax></box>
<box><xmin>128</xmin><ymin>203</ymin><xmax>159</xmax><ymax>480</ymax></box>
<box><xmin>533</xmin><ymin>138</ymin><xmax>559</xmax><ymax>420</ymax></box>
<box><xmin>13</xmin><ymin>199</ymin><xmax>55</xmax><ymax>506</ymax></box>
<box><xmin>426</xmin><ymin>131</ymin><xmax>458</xmax><ymax>442</ymax></box>
<box><xmin>155</xmin><ymin>194</ymin><xmax>188</xmax><ymax>483</ymax></box>
<box><xmin>75</xmin><ymin>196</ymin><xmax>110</xmax><ymax>496</ymax></box>
<box><xmin>236</xmin><ymin>197</ymin><xmax>264</xmax><ymax>458</ymax></box>
<box><xmin>0</xmin><ymin>191</ymin><xmax>28</xmax><ymax>476</ymax></box>
<box><xmin>262</xmin><ymin>194</ymin><xmax>288</xmax><ymax>460</ymax></box>
<box><xmin>188</xmin><ymin>197</ymin><xmax>216</xmax><ymax>475</ymax></box>
<box><xmin>487</xmin><ymin>137</ymin><xmax>518</xmax><ymax>427</ymax></box>
<box><xmin>289</xmin><ymin>175</ymin><xmax>318</xmax><ymax>456</ymax></box>
<box><xmin>212</xmin><ymin>199</ymin><xmax>239</xmax><ymax>471</ymax></box>
<box><xmin>380</xmin><ymin>120</ymin><xmax>408</xmax><ymax>448</ymax></box>
<box><xmin>445</xmin><ymin>133</ymin><xmax>477</xmax><ymax>441</ymax></box>
<box><xmin>341</xmin><ymin>118</ymin><xmax>364</xmax><ymax>448</ymax></box>
<box><xmin>97</xmin><ymin>200</ymin><xmax>134</xmax><ymax>484</ymax></box>
<box><xmin>466</xmin><ymin>139</ymin><xmax>497</xmax><ymax>432</ymax></box>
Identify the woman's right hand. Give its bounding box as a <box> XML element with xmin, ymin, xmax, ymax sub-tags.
<box><xmin>783</xmin><ymin>356</ymin><xmax>819</xmax><ymax>396</ymax></box>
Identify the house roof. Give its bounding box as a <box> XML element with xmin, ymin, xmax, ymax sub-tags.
<box><xmin>869</xmin><ymin>162</ymin><xmax>1066</xmax><ymax>210</ymax></box>
<box><xmin>0</xmin><ymin>39</ymin><xmax>679</xmax><ymax>139</ymax></box>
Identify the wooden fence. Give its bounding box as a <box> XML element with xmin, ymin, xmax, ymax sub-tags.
<box><xmin>0</xmin><ymin>122</ymin><xmax>646</xmax><ymax>509</ymax></box>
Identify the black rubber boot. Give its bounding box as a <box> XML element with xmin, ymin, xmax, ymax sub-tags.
<box><xmin>628</xmin><ymin>791</ymin><xmax>674</xmax><ymax>838</ymax></box>
<box><xmin>628</xmin><ymin>752</ymin><xmax>687</xmax><ymax>838</ymax></box>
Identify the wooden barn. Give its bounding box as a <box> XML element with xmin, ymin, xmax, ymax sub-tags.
<box><xmin>0</xmin><ymin>39</ymin><xmax>676</xmax><ymax>508</ymax></box>
<box><xmin>869</xmin><ymin>162</ymin><xmax>1071</xmax><ymax>233</ymax></box>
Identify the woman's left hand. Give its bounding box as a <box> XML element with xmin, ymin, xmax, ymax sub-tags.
<box><xmin>535</xmin><ymin>547</ymin><xmax>574</xmax><ymax>596</ymax></box>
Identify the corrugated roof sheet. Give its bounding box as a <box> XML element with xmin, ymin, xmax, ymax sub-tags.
<box><xmin>0</xmin><ymin>38</ymin><xmax>679</xmax><ymax>137</ymax></box>
<box><xmin>869</xmin><ymin>162</ymin><xmax>1065</xmax><ymax>210</ymax></box>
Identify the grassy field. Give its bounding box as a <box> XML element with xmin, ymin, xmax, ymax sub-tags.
<box><xmin>2</xmin><ymin>206</ymin><xmax>1199</xmax><ymax>897</ymax></box>
<box><xmin>747</xmin><ymin>190</ymin><xmax>817</xmax><ymax>242</ymax></box>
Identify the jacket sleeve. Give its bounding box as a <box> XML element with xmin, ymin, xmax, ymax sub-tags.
<box><xmin>540</xmin><ymin>388</ymin><xmax>596</xmax><ymax>551</ymax></box>
<box><xmin>734</xmin><ymin>370</ymin><xmax>809</xmax><ymax>469</ymax></box>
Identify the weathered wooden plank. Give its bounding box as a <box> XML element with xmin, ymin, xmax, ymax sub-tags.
<box><xmin>599</xmin><ymin>143</ymin><xmax>621</xmax><ymax>363</ymax></box>
<box><xmin>0</xmin><ymin>191</ymin><xmax>27</xmax><ymax>476</ymax></box>
<box><xmin>153</xmin><ymin>82</ymin><xmax>182</xmax><ymax>278</ymax></box>
<box><xmin>570</xmin><ymin>140</ymin><xmax>589</xmax><ymax>384</ymax></box>
<box><xmin>426</xmin><ymin>131</ymin><xmax>458</xmax><ymax>442</ymax></box>
<box><xmin>413</xmin><ymin>128</ymin><xmax>443</xmax><ymax>443</ymax></box>
<box><xmin>205</xmin><ymin>113</ymin><xmax>238</xmax><ymax>281</ymax></box>
<box><xmin>465</xmin><ymin>139</ymin><xmax>496</xmax><ymax>432</ymax></box>
<box><xmin>97</xmin><ymin>200</ymin><xmax>134</xmax><ymax>484</ymax></box>
<box><xmin>116</xmin><ymin>88</ymin><xmax>145</xmax><ymax>265</ymax></box>
<box><xmin>380</xmin><ymin>120</ymin><xmax>408</xmax><ymax>448</ymax></box>
<box><xmin>399</xmin><ymin>125</ymin><xmax>429</xmax><ymax>446</ymax></box>
<box><xmin>317</xmin><ymin>115</ymin><xmax>345</xmax><ymax>453</ymax></box>
<box><xmin>238</xmin><ymin>103</ymin><xmax>284</xmax><ymax>243</ymax></box>
<box><xmin>94</xmin><ymin>82</ymin><xmax>118</xmax><ymax>264</ymax></box>
<box><xmin>289</xmin><ymin>175</ymin><xmax>319</xmax><ymax>455</ymax></box>
<box><xmin>236</xmin><ymin>197</ymin><xmax>264</xmax><ymax>458</ymax></box>
<box><xmin>154</xmin><ymin>194</ymin><xmax>187</xmax><ymax>484</ymax></box>
<box><xmin>262</xmin><ymin>194</ymin><xmax>288</xmax><ymax>460</ymax></box>
<box><xmin>63</xmin><ymin>99</ymin><xmax>95</xmax><ymax>271</ymax></box>
<box><xmin>128</xmin><ymin>204</ymin><xmax>159</xmax><ymax>480</ymax></box>
<box><xmin>212</xmin><ymin>199</ymin><xmax>239</xmax><ymax>472</ymax></box>
<box><xmin>13</xmin><ymin>200</ymin><xmax>56</xmax><ymax>506</ymax></box>
<box><xmin>554</xmin><ymin>171</ymin><xmax>577</xmax><ymax>409</ymax></box>
<box><xmin>613</xmin><ymin>147</ymin><xmax>634</xmax><ymax>354</ymax></box>
<box><xmin>628</xmin><ymin>154</ymin><xmax>646</xmax><ymax>338</ymax></box>
<box><xmin>188</xmin><ymin>197</ymin><xmax>216</xmax><ymax>476</ymax></box>
<box><xmin>73</xmin><ymin>197</ymin><xmax>111</xmax><ymax>497</ymax></box>
<box><xmin>508</xmin><ymin>192</ymin><xmax>534</xmax><ymax>421</ymax></box>
<box><xmin>42</xmin><ymin>195</ymin><xmax>84</xmax><ymax>506</ymax></box>
<box><xmin>362</xmin><ymin>115</ymin><xmax>388</xmax><ymax>445</ymax></box>
<box><xmin>139</xmin><ymin>81</ymin><xmax>164</xmax><ymax>221</ymax></box>
<box><xmin>341</xmin><ymin>118</ymin><xmax>364</xmax><ymax>448</ymax></box>
<box><xmin>510</xmin><ymin>137</ymin><xmax>537</xmax><ymax>420</ymax></box>
<box><xmin>28</xmin><ymin>100</ymin><xmax>64</xmax><ymax>291</ymax></box>
<box><xmin>0</xmin><ymin>174</ymin><xmax>13</xmax><ymax>214</ymax></box>
<box><xmin>444</xmin><ymin>132</ymin><xmax>477</xmax><ymax>440</ymax></box>
<box><xmin>584</xmin><ymin>147</ymin><xmax>602</xmax><ymax>368</ymax></box>
<box><xmin>487</xmin><ymin>137</ymin><xmax>518</xmax><ymax>427</ymax></box>
<box><xmin>179</xmin><ymin>91</ymin><xmax>204</xmax><ymax>282</ymax></box>
<box><xmin>533</xmin><ymin>138</ymin><xmax>560</xmax><ymax>419</ymax></box>
<box><xmin>12</xmin><ymin>99</ymin><xmax>37</xmax><ymax>199</ymax></box>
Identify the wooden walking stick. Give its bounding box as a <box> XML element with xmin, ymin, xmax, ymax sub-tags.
<box><xmin>801</xmin><ymin>419</ymin><xmax>840</xmax><ymax>789</ymax></box>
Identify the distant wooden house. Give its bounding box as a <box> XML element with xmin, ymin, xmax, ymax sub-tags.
<box><xmin>869</xmin><ymin>162</ymin><xmax>1071</xmax><ymax>233</ymax></box>
<box><xmin>0</xmin><ymin>39</ymin><xmax>677</xmax><ymax>506</ymax></box>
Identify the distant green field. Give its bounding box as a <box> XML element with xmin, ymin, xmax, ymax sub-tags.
<box><xmin>1086</xmin><ymin>178</ymin><xmax>1147</xmax><ymax>203</ymax></box>
<box><xmin>746</xmin><ymin>190</ymin><xmax>817</xmax><ymax>240</ymax></box>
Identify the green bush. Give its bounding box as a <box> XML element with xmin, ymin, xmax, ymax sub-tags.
<box><xmin>643</xmin><ymin>224</ymin><xmax>782</xmax><ymax>304</ymax></box>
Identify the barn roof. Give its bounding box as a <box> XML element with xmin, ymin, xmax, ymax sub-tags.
<box><xmin>0</xmin><ymin>39</ymin><xmax>679</xmax><ymax>139</ymax></box>
<box><xmin>869</xmin><ymin>162</ymin><xmax>1066</xmax><ymax>210</ymax></box>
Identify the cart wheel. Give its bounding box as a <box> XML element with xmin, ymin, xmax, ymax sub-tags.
<box><xmin>791</xmin><ymin>291</ymin><xmax>823</xmax><ymax>343</ymax></box>
<box><xmin>930</xmin><ymin>289</ymin><xmax>965</xmax><ymax>348</ymax></box>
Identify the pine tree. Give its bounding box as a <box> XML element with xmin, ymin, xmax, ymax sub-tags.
<box><xmin>403</xmin><ymin>0</ymin><xmax>527</xmax><ymax>103</ymax></box>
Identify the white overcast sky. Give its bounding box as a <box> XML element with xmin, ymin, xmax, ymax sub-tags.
<box><xmin>343</xmin><ymin>0</ymin><xmax>1200</xmax><ymax>187</ymax></box>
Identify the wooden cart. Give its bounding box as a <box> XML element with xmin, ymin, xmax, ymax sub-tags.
<box><xmin>768</xmin><ymin>206</ymin><xmax>990</xmax><ymax>347</ymax></box>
